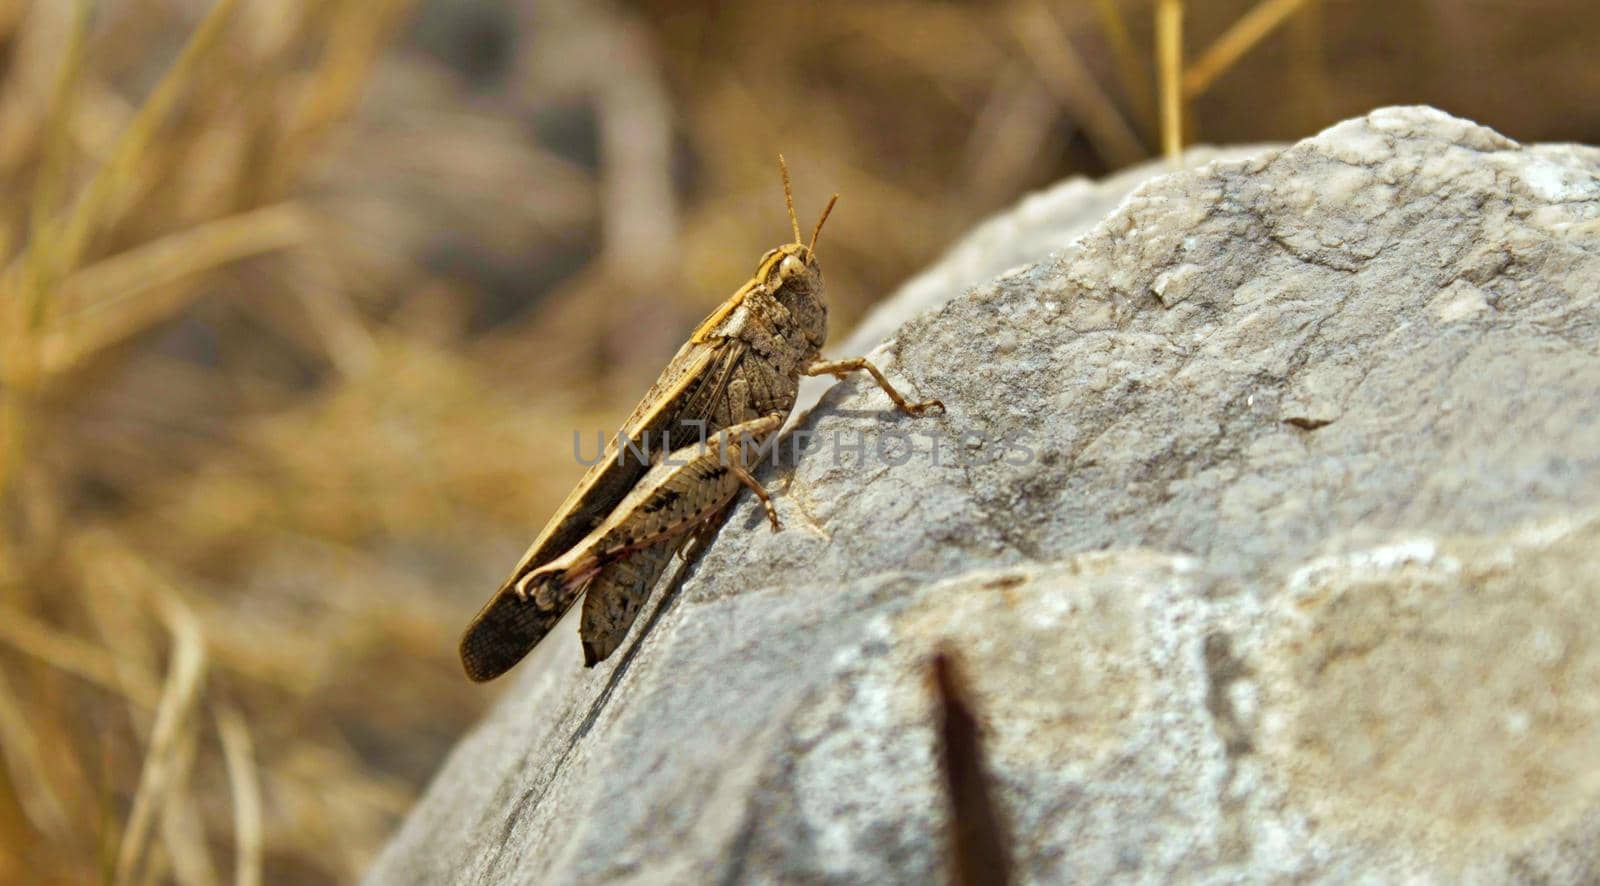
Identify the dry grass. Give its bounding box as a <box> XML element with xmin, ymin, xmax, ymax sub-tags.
<box><xmin>0</xmin><ymin>2</ymin><xmax>417</xmax><ymax>881</ymax></box>
<box><xmin>1</xmin><ymin>0</ymin><xmax>1597</xmax><ymax>882</ymax></box>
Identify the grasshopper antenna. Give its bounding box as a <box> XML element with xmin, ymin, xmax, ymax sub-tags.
<box><xmin>808</xmin><ymin>194</ymin><xmax>839</xmax><ymax>259</ymax></box>
<box><xmin>778</xmin><ymin>154</ymin><xmax>802</xmax><ymax>245</ymax></box>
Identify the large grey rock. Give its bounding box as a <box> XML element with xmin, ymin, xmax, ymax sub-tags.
<box><xmin>370</xmin><ymin>107</ymin><xmax>1600</xmax><ymax>883</ymax></box>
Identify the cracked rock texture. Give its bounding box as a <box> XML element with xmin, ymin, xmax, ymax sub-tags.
<box><xmin>370</xmin><ymin>107</ymin><xmax>1600</xmax><ymax>883</ymax></box>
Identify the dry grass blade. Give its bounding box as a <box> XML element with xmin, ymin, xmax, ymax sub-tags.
<box><xmin>959</xmin><ymin>66</ymin><xmax>1058</xmax><ymax>208</ymax></box>
<box><xmin>0</xmin><ymin>666</ymin><xmax>70</xmax><ymax>839</ymax></box>
<box><xmin>0</xmin><ymin>399</ymin><xmax>20</xmax><ymax>562</ymax></box>
<box><xmin>1184</xmin><ymin>0</ymin><xmax>1311</xmax><ymax>97</ymax></box>
<box><xmin>1089</xmin><ymin>0</ymin><xmax>1156</xmax><ymax>136</ymax></box>
<box><xmin>112</xmin><ymin>575</ymin><xmax>208</xmax><ymax>886</ymax></box>
<box><xmin>257</xmin><ymin>1</ymin><xmax>410</xmax><ymax>199</ymax></box>
<box><xmin>25</xmin><ymin>0</ymin><xmax>90</xmax><ymax>270</ymax></box>
<box><xmin>156</xmin><ymin>725</ymin><xmax>217</xmax><ymax>886</ymax></box>
<box><xmin>5</xmin><ymin>0</ymin><xmax>244</xmax><ymax>313</ymax></box>
<box><xmin>1156</xmin><ymin>0</ymin><xmax>1185</xmax><ymax>161</ymax></box>
<box><xmin>289</xmin><ymin>1</ymin><xmax>411</xmax><ymax>141</ymax></box>
<box><xmin>287</xmin><ymin>250</ymin><xmax>378</xmax><ymax>378</ymax></box>
<box><xmin>55</xmin><ymin>203</ymin><xmax>311</xmax><ymax>321</ymax></box>
<box><xmin>41</xmin><ymin>203</ymin><xmax>312</xmax><ymax>377</ymax></box>
<box><xmin>0</xmin><ymin>1</ymin><xmax>76</xmax><ymax>176</ymax></box>
<box><xmin>0</xmin><ymin>0</ymin><xmax>87</xmax><ymax>400</ymax></box>
<box><xmin>0</xmin><ymin>603</ymin><xmax>162</xmax><ymax>707</ymax></box>
<box><xmin>1009</xmin><ymin>0</ymin><xmax>1146</xmax><ymax>169</ymax></box>
<box><xmin>216</xmin><ymin>706</ymin><xmax>263</xmax><ymax>886</ymax></box>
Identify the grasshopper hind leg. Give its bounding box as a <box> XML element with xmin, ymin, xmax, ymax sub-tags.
<box><xmin>579</xmin><ymin>537</ymin><xmax>680</xmax><ymax>667</ymax></box>
<box><xmin>678</xmin><ymin>505</ymin><xmax>731</xmax><ymax>562</ymax></box>
<box><xmin>578</xmin><ymin>504</ymin><xmax>738</xmax><ymax>666</ymax></box>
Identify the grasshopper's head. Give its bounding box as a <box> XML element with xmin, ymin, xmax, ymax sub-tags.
<box><xmin>760</xmin><ymin>155</ymin><xmax>837</xmax><ymax>349</ymax></box>
<box><xmin>758</xmin><ymin>241</ymin><xmax>828</xmax><ymax>350</ymax></box>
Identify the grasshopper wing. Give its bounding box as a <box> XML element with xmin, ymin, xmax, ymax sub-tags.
<box><xmin>457</xmin><ymin>576</ymin><xmax>587</xmax><ymax>683</ymax></box>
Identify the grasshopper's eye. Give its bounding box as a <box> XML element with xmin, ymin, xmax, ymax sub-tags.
<box><xmin>778</xmin><ymin>254</ymin><xmax>806</xmax><ymax>280</ymax></box>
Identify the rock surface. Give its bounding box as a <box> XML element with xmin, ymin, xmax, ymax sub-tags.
<box><xmin>370</xmin><ymin>107</ymin><xmax>1600</xmax><ymax>884</ymax></box>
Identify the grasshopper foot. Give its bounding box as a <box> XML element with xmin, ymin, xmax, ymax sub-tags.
<box><xmin>760</xmin><ymin>501</ymin><xmax>782</xmax><ymax>533</ymax></box>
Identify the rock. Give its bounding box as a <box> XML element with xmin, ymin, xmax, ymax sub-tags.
<box><xmin>795</xmin><ymin>144</ymin><xmax>1269</xmax><ymax>415</ymax></box>
<box><xmin>369</xmin><ymin>107</ymin><xmax>1600</xmax><ymax>883</ymax></box>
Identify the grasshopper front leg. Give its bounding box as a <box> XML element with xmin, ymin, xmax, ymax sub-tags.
<box><xmin>804</xmin><ymin>357</ymin><xmax>945</xmax><ymax>416</ymax></box>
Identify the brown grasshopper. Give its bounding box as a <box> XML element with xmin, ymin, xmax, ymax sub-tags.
<box><xmin>458</xmin><ymin>158</ymin><xmax>941</xmax><ymax>681</ymax></box>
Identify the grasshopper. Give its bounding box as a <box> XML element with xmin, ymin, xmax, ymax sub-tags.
<box><xmin>459</xmin><ymin>158</ymin><xmax>941</xmax><ymax>681</ymax></box>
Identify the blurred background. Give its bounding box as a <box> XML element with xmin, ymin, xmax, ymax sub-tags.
<box><xmin>0</xmin><ymin>0</ymin><xmax>1596</xmax><ymax>881</ymax></box>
